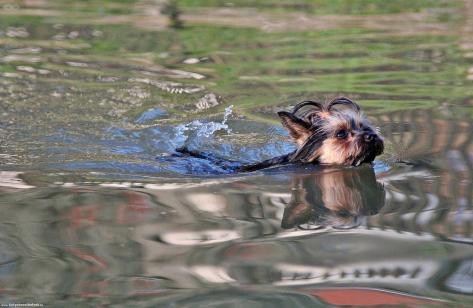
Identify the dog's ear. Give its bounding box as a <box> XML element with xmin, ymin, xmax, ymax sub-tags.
<box><xmin>327</xmin><ymin>97</ymin><xmax>360</xmax><ymax>113</ymax></box>
<box><xmin>292</xmin><ymin>100</ymin><xmax>329</xmax><ymax>123</ymax></box>
<box><xmin>278</xmin><ymin>111</ymin><xmax>311</xmax><ymax>145</ymax></box>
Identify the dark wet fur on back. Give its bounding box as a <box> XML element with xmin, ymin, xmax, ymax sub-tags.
<box><xmin>173</xmin><ymin>147</ymin><xmax>241</xmax><ymax>172</ymax></box>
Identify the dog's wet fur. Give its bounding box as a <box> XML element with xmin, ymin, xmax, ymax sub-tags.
<box><xmin>176</xmin><ymin>97</ymin><xmax>384</xmax><ymax>172</ymax></box>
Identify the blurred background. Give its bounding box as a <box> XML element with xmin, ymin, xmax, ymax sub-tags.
<box><xmin>0</xmin><ymin>1</ymin><xmax>472</xmax><ymax>306</ymax></box>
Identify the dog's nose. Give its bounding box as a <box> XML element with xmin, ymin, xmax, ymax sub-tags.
<box><xmin>364</xmin><ymin>133</ymin><xmax>376</xmax><ymax>142</ymax></box>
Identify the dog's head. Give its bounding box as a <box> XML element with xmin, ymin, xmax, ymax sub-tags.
<box><xmin>278</xmin><ymin>97</ymin><xmax>384</xmax><ymax>166</ymax></box>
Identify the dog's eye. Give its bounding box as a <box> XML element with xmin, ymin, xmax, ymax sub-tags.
<box><xmin>336</xmin><ymin>130</ymin><xmax>348</xmax><ymax>139</ymax></box>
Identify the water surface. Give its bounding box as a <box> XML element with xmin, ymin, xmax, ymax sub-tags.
<box><xmin>0</xmin><ymin>0</ymin><xmax>472</xmax><ymax>306</ymax></box>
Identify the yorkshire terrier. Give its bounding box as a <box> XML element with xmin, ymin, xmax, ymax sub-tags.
<box><xmin>176</xmin><ymin>97</ymin><xmax>384</xmax><ymax>172</ymax></box>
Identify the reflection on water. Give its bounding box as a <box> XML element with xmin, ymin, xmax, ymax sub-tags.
<box><xmin>281</xmin><ymin>167</ymin><xmax>385</xmax><ymax>229</ymax></box>
<box><xmin>0</xmin><ymin>161</ymin><xmax>472</xmax><ymax>305</ymax></box>
<box><xmin>1</xmin><ymin>0</ymin><xmax>473</xmax><ymax>306</ymax></box>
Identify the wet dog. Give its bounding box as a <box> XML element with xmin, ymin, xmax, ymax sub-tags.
<box><xmin>177</xmin><ymin>97</ymin><xmax>384</xmax><ymax>172</ymax></box>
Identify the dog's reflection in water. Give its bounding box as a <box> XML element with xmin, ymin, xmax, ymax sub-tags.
<box><xmin>281</xmin><ymin>167</ymin><xmax>385</xmax><ymax>230</ymax></box>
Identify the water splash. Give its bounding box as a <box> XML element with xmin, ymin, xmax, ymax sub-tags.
<box><xmin>175</xmin><ymin>105</ymin><xmax>233</xmax><ymax>144</ymax></box>
<box><xmin>222</xmin><ymin>105</ymin><xmax>233</xmax><ymax>125</ymax></box>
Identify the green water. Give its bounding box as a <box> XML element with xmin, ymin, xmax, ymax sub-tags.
<box><xmin>0</xmin><ymin>0</ymin><xmax>472</xmax><ymax>306</ymax></box>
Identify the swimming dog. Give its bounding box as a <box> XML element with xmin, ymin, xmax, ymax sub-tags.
<box><xmin>177</xmin><ymin>97</ymin><xmax>384</xmax><ymax>172</ymax></box>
